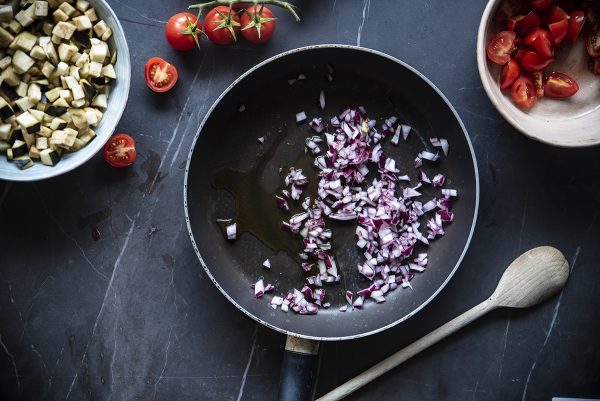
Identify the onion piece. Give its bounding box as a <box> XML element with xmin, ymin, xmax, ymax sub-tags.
<box><xmin>257</xmin><ymin>136</ymin><xmax>266</xmax><ymax>144</ymax></box>
<box><xmin>263</xmin><ymin>259</ymin><xmax>271</xmax><ymax>269</ymax></box>
<box><xmin>226</xmin><ymin>223</ymin><xmax>237</xmax><ymax>241</ymax></box>
<box><xmin>296</xmin><ymin>111</ymin><xmax>307</xmax><ymax>123</ymax></box>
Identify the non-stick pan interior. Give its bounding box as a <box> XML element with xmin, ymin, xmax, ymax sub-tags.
<box><xmin>185</xmin><ymin>46</ymin><xmax>478</xmax><ymax>340</ymax></box>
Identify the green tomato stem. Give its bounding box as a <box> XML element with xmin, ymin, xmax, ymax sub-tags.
<box><xmin>189</xmin><ymin>0</ymin><xmax>300</xmax><ymax>22</ymax></box>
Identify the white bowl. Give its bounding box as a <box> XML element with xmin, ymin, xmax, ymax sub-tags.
<box><xmin>0</xmin><ymin>0</ymin><xmax>131</xmax><ymax>181</ymax></box>
<box><xmin>477</xmin><ymin>0</ymin><xmax>600</xmax><ymax>147</ymax></box>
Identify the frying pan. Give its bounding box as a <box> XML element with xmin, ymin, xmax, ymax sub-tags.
<box><xmin>184</xmin><ymin>45</ymin><xmax>479</xmax><ymax>401</ymax></box>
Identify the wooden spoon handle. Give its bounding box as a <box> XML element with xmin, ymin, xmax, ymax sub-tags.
<box><xmin>316</xmin><ymin>299</ymin><xmax>495</xmax><ymax>401</ymax></box>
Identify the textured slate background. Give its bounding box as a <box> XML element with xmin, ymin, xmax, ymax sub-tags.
<box><xmin>1</xmin><ymin>0</ymin><xmax>599</xmax><ymax>400</ymax></box>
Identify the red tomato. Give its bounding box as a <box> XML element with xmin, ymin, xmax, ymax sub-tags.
<box><xmin>144</xmin><ymin>57</ymin><xmax>178</xmax><ymax>93</ymax></box>
<box><xmin>165</xmin><ymin>13</ymin><xmax>202</xmax><ymax>51</ymax></box>
<box><xmin>566</xmin><ymin>10</ymin><xmax>585</xmax><ymax>43</ymax></box>
<box><xmin>548</xmin><ymin>19</ymin><xmax>569</xmax><ymax>44</ymax></box>
<box><xmin>507</xmin><ymin>15</ymin><xmax>525</xmax><ymax>30</ymax></box>
<box><xmin>494</xmin><ymin>0</ymin><xmax>523</xmax><ymax>22</ymax></box>
<box><xmin>586</xmin><ymin>30</ymin><xmax>600</xmax><ymax>57</ymax></box>
<box><xmin>515</xmin><ymin>11</ymin><xmax>542</xmax><ymax>37</ymax></box>
<box><xmin>531</xmin><ymin>0</ymin><xmax>554</xmax><ymax>11</ymax></box>
<box><xmin>103</xmin><ymin>134</ymin><xmax>137</xmax><ymax>167</ymax></box>
<box><xmin>241</xmin><ymin>5</ymin><xmax>276</xmax><ymax>44</ymax></box>
<box><xmin>204</xmin><ymin>6</ymin><xmax>241</xmax><ymax>45</ymax></box>
<box><xmin>530</xmin><ymin>71</ymin><xmax>545</xmax><ymax>96</ymax></box>
<box><xmin>511</xmin><ymin>76</ymin><xmax>538</xmax><ymax>109</ymax></box>
<box><xmin>486</xmin><ymin>31</ymin><xmax>517</xmax><ymax>65</ymax></box>
<box><xmin>520</xmin><ymin>50</ymin><xmax>554</xmax><ymax>71</ymax></box>
<box><xmin>544</xmin><ymin>5</ymin><xmax>569</xmax><ymax>23</ymax></box>
<box><xmin>500</xmin><ymin>59</ymin><xmax>521</xmax><ymax>89</ymax></box>
<box><xmin>544</xmin><ymin>72</ymin><xmax>579</xmax><ymax>98</ymax></box>
<box><xmin>525</xmin><ymin>28</ymin><xmax>554</xmax><ymax>58</ymax></box>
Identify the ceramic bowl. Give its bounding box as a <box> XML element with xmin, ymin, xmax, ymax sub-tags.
<box><xmin>0</xmin><ymin>0</ymin><xmax>131</xmax><ymax>181</ymax></box>
<box><xmin>477</xmin><ymin>0</ymin><xmax>600</xmax><ymax>147</ymax></box>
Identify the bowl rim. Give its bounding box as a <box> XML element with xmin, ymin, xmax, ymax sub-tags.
<box><xmin>0</xmin><ymin>0</ymin><xmax>131</xmax><ymax>182</ymax></box>
<box><xmin>477</xmin><ymin>0</ymin><xmax>600</xmax><ymax>148</ymax></box>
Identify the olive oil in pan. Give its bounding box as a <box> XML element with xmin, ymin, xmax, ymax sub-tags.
<box><xmin>212</xmin><ymin>133</ymin><xmax>318</xmax><ymax>259</ymax></box>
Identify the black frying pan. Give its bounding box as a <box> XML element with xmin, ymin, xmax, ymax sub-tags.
<box><xmin>184</xmin><ymin>45</ymin><xmax>479</xmax><ymax>401</ymax></box>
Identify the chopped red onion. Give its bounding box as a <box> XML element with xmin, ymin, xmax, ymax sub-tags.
<box><xmin>275</xmin><ymin>195</ymin><xmax>289</xmax><ymax>212</ymax></box>
<box><xmin>257</xmin><ymin>136</ymin><xmax>266</xmax><ymax>144</ymax></box>
<box><xmin>296</xmin><ymin>111</ymin><xmax>307</xmax><ymax>123</ymax></box>
<box><xmin>432</xmin><ymin>173</ymin><xmax>445</xmax><ymax>187</ymax></box>
<box><xmin>254</xmin><ymin>279</ymin><xmax>264</xmax><ymax>298</ymax></box>
<box><xmin>419</xmin><ymin>151</ymin><xmax>440</xmax><ymax>162</ymax></box>
<box><xmin>226</xmin><ymin>223</ymin><xmax>237</xmax><ymax>241</ymax></box>
<box><xmin>441</xmin><ymin>188</ymin><xmax>458</xmax><ymax>198</ymax></box>
<box><xmin>263</xmin><ymin>259</ymin><xmax>271</xmax><ymax>269</ymax></box>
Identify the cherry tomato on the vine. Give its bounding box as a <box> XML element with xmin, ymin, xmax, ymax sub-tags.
<box><xmin>204</xmin><ymin>6</ymin><xmax>241</xmax><ymax>45</ymax></box>
<box><xmin>241</xmin><ymin>5</ymin><xmax>276</xmax><ymax>44</ymax></box>
<box><xmin>103</xmin><ymin>134</ymin><xmax>137</xmax><ymax>167</ymax></box>
<box><xmin>165</xmin><ymin>13</ymin><xmax>202</xmax><ymax>51</ymax></box>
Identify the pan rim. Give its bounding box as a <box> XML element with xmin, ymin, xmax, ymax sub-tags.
<box><xmin>183</xmin><ymin>44</ymin><xmax>480</xmax><ymax>341</ymax></box>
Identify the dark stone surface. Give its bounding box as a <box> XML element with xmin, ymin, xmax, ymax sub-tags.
<box><xmin>1</xmin><ymin>1</ymin><xmax>599</xmax><ymax>400</ymax></box>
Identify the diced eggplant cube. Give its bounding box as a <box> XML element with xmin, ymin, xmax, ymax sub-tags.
<box><xmin>101</xmin><ymin>29</ymin><xmax>112</xmax><ymax>41</ymax></box>
<box><xmin>36</xmin><ymin>136</ymin><xmax>48</xmax><ymax>150</ymax></box>
<box><xmin>28</xmin><ymin>84</ymin><xmax>42</xmax><ymax>102</ymax></box>
<box><xmin>7</xmin><ymin>20</ymin><xmax>24</xmax><ymax>35</ymax></box>
<box><xmin>89</xmin><ymin>43</ymin><xmax>107</xmax><ymax>63</ymax></box>
<box><xmin>0</xmin><ymin>82</ymin><xmax>18</xmax><ymax>100</ymax></box>
<box><xmin>29</xmin><ymin>109</ymin><xmax>45</xmax><ymax>123</ymax></box>
<box><xmin>45</xmin><ymin>106</ymin><xmax>67</xmax><ymax>117</ymax></box>
<box><xmin>73</xmin><ymin>31</ymin><xmax>91</xmax><ymax>49</ymax></box>
<box><xmin>58</xmin><ymin>2</ymin><xmax>76</xmax><ymax>17</ymax></box>
<box><xmin>76</xmin><ymin>1</ymin><xmax>91</xmax><ymax>12</ymax></box>
<box><xmin>42</xmin><ymin>22</ymin><xmax>54</xmax><ymax>36</ymax></box>
<box><xmin>73</xmin><ymin>15</ymin><xmax>92</xmax><ymax>31</ymax></box>
<box><xmin>54</xmin><ymin>61</ymin><xmax>68</xmax><ymax>76</ymax></box>
<box><xmin>52</xmin><ymin>9</ymin><xmax>69</xmax><ymax>22</ymax></box>
<box><xmin>15</xmin><ymin>97</ymin><xmax>35</xmax><ymax>112</ymax></box>
<box><xmin>1</xmin><ymin>66</ymin><xmax>21</xmax><ymax>87</ymax></box>
<box><xmin>70</xmin><ymin>109</ymin><xmax>87</xmax><ymax>129</ymax></box>
<box><xmin>6</xmin><ymin>129</ymin><xmax>23</xmax><ymax>146</ymax></box>
<box><xmin>12</xmin><ymin>31</ymin><xmax>37</xmax><ymax>52</ymax></box>
<box><xmin>30</xmin><ymin>45</ymin><xmax>46</xmax><ymax>60</ymax></box>
<box><xmin>16</xmin><ymin>82</ymin><xmax>28</xmax><ymax>97</ymax></box>
<box><xmin>52</xmin><ymin>97</ymin><xmax>69</xmax><ymax>108</ymax></box>
<box><xmin>52</xmin><ymin>21</ymin><xmax>76</xmax><ymax>40</ymax></box>
<box><xmin>12</xmin><ymin>50</ymin><xmax>35</xmax><ymax>74</ymax></box>
<box><xmin>93</xmin><ymin>20</ymin><xmax>108</xmax><ymax>38</ymax></box>
<box><xmin>41</xmin><ymin>61</ymin><xmax>55</xmax><ymax>78</ymax></box>
<box><xmin>16</xmin><ymin>111</ymin><xmax>40</xmax><ymax>133</ymax></box>
<box><xmin>40</xmin><ymin>148</ymin><xmax>60</xmax><ymax>166</ymax></box>
<box><xmin>87</xmin><ymin>61</ymin><xmax>102</xmax><ymax>78</ymax></box>
<box><xmin>11</xmin><ymin>140</ymin><xmax>28</xmax><ymax>157</ymax></box>
<box><xmin>15</xmin><ymin>10</ymin><xmax>34</xmax><ymax>28</ymax></box>
<box><xmin>84</xmin><ymin>108</ymin><xmax>98</xmax><ymax>125</ymax></box>
<box><xmin>0</xmin><ymin>56</ymin><xmax>11</xmax><ymax>70</ymax></box>
<box><xmin>71</xmin><ymin>99</ymin><xmax>85</xmax><ymax>108</ymax></box>
<box><xmin>84</xmin><ymin>8</ymin><xmax>98</xmax><ymax>22</ymax></box>
<box><xmin>0</xmin><ymin>97</ymin><xmax>15</xmax><ymax>119</ymax></box>
<box><xmin>29</xmin><ymin>145</ymin><xmax>40</xmax><ymax>159</ymax></box>
<box><xmin>58</xmin><ymin>43</ymin><xmax>77</xmax><ymax>62</ymax></box>
<box><xmin>34</xmin><ymin>1</ymin><xmax>49</xmax><ymax>18</ymax></box>
<box><xmin>0</xmin><ymin>123</ymin><xmax>11</xmax><ymax>140</ymax></box>
<box><xmin>101</xmin><ymin>64</ymin><xmax>116</xmax><ymax>80</ymax></box>
<box><xmin>6</xmin><ymin>148</ymin><xmax>13</xmax><ymax>160</ymax></box>
<box><xmin>0</xmin><ymin>27</ymin><xmax>15</xmax><ymax>47</ymax></box>
<box><xmin>91</xmin><ymin>93</ymin><xmax>107</xmax><ymax>109</ymax></box>
<box><xmin>45</xmin><ymin>87</ymin><xmax>60</xmax><ymax>103</ymax></box>
<box><xmin>14</xmin><ymin>155</ymin><xmax>34</xmax><ymax>169</ymax></box>
<box><xmin>63</xmin><ymin>128</ymin><xmax>77</xmax><ymax>147</ymax></box>
<box><xmin>59</xmin><ymin>89</ymin><xmax>73</xmax><ymax>103</ymax></box>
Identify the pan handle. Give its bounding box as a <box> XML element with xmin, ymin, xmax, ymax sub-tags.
<box><xmin>278</xmin><ymin>336</ymin><xmax>321</xmax><ymax>401</ymax></box>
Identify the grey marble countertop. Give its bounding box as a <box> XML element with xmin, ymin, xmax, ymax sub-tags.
<box><xmin>1</xmin><ymin>1</ymin><xmax>599</xmax><ymax>400</ymax></box>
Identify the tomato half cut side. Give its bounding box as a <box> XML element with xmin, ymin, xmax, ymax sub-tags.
<box><xmin>507</xmin><ymin>15</ymin><xmax>525</xmax><ymax>31</ymax></box>
<box><xmin>525</xmin><ymin>28</ymin><xmax>554</xmax><ymax>58</ymax></box>
<box><xmin>548</xmin><ymin>19</ymin><xmax>569</xmax><ymax>45</ymax></box>
<box><xmin>486</xmin><ymin>31</ymin><xmax>517</xmax><ymax>65</ymax></box>
<box><xmin>103</xmin><ymin>134</ymin><xmax>137</xmax><ymax>167</ymax></box>
<box><xmin>515</xmin><ymin>11</ymin><xmax>542</xmax><ymax>37</ymax></box>
<box><xmin>530</xmin><ymin>71</ymin><xmax>545</xmax><ymax>97</ymax></box>
<box><xmin>544</xmin><ymin>72</ymin><xmax>579</xmax><ymax>98</ymax></box>
<box><xmin>500</xmin><ymin>59</ymin><xmax>521</xmax><ymax>89</ymax></box>
<box><xmin>520</xmin><ymin>50</ymin><xmax>555</xmax><ymax>72</ymax></box>
<box><xmin>144</xmin><ymin>57</ymin><xmax>178</xmax><ymax>93</ymax></box>
<box><xmin>566</xmin><ymin>10</ymin><xmax>585</xmax><ymax>44</ymax></box>
<box><xmin>511</xmin><ymin>76</ymin><xmax>538</xmax><ymax>109</ymax></box>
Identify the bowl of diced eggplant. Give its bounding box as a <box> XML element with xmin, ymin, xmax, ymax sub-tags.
<box><xmin>0</xmin><ymin>0</ymin><xmax>130</xmax><ymax>181</ymax></box>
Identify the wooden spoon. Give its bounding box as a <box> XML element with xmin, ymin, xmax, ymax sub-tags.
<box><xmin>317</xmin><ymin>246</ymin><xmax>569</xmax><ymax>401</ymax></box>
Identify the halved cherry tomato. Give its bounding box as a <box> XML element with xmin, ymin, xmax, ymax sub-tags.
<box><xmin>525</xmin><ymin>28</ymin><xmax>554</xmax><ymax>58</ymax></box>
<box><xmin>486</xmin><ymin>31</ymin><xmax>517</xmax><ymax>65</ymax></box>
<box><xmin>103</xmin><ymin>134</ymin><xmax>137</xmax><ymax>167</ymax></box>
<box><xmin>511</xmin><ymin>76</ymin><xmax>537</xmax><ymax>109</ymax></box>
<box><xmin>515</xmin><ymin>11</ymin><xmax>542</xmax><ymax>36</ymax></box>
<box><xmin>520</xmin><ymin>50</ymin><xmax>555</xmax><ymax>71</ymax></box>
<box><xmin>586</xmin><ymin>30</ymin><xmax>600</xmax><ymax>57</ymax></box>
<box><xmin>544</xmin><ymin>71</ymin><xmax>579</xmax><ymax>98</ymax></box>
<box><xmin>204</xmin><ymin>5</ymin><xmax>241</xmax><ymax>45</ymax></box>
<box><xmin>531</xmin><ymin>0</ymin><xmax>554</xmax><ymax>11</ymax></box>
<box><xmin>566</xmin><ymin>10</ymin><xmax>585</xmax><ymax>43</ymax></box>
<box><xmin>500</xmin><ymin>59</ymin><xmax>521</xmax><ymax>89</ymax></box>
<box><xmin>530</xmin><ymin>71</ymin><xmax>545</xmax><ymax>96</ymax></box>
<box><xmin>548</xmin><ymin>19</ymin><xmax>569</xmax><ymax>44</ymax></box>
<box><xmin>241</xmin><ymin>5</ymin><xmax>276</xmax><ymax>44</ymax></box>
<box><xmin>494</xmin><ymin>0</ymin><xmax>524</xmax><ymax>22</ymax></box>
<box><xmin>544</xmin><ymin>5</ymin><xmax>570</xmax><ymax>23</ymax></box>
<box><xmin>165</xmin><ymin>13</ymin><xmax>202</xmax><ymax>51</ymax></box>
<box><xmin>507</xmin><ymin>15</ymin><xmax>525</xmax><ymax>30</ymax></box>
<box><xmin>144</xmin><ymin>57</ymin><xmax>178</xmax><ymax>93</ymax></box>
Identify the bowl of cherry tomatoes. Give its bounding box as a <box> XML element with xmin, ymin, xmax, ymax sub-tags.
<box><xmin>477</xmin><ymin>0</ymin><xmax>600</xmax><ymax>147</ymax></box>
